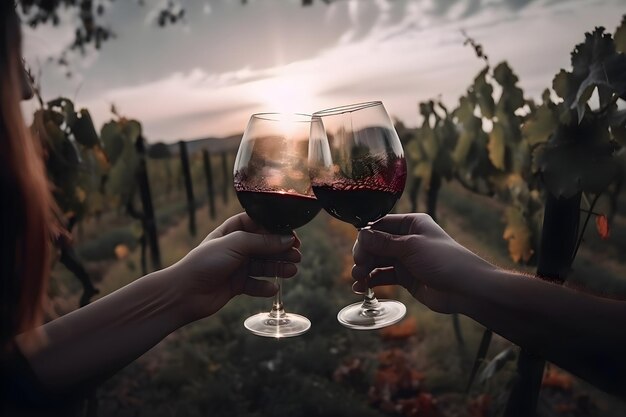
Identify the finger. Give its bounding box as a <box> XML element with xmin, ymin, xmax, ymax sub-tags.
<box><xmin>292</xmin><ymin>231</ymin><xmax>302</xmax><ymax>249</ymax></box>
<box><xmin>351</xmin><ymin>255</ymin><xmax>395</xmax><ymax>279</ymax></box>
<box><xmin>227</xmin><ymin>231</ymin><xmax>296</xmax><ymax>257</ymax></box>
<box><xmin>371</xmin><ymin>213</ymin><xmax>435</xmax><ymax>235</ymax></box>
<box><xmin>242</xmin><ymin>277</ymin><xmax>278</xmax><ymax>297</ymax></box>
<box><xmin>357</xmin><ymin>229</ymin><xmax>416</xmax><ymax>259</ymax></box>
<box><xmin>352</xmin><ymin>264</ymin><xmax>371</xmax><ymax>281</ymax></box>
<box><xmin>205</xmin><ymin>213</ymin><xmax>268</xmax><ymax>242</ymax></box>
<box><xmin>249</xmin><ymin>260</ymin><xmax>298</xmax><ymax>278</ymax></box>
<box><xmin>352</xmin><ymin>267</ymin><xmax>400</xmax><ymax>292</ymax></box>
<box><xmin>206</xmin><ymin>214</ymin><xmax>302</xmax><ymax>248</ymax></box>
<box><xmin>259</xmin><ymin>247</ymin><xmax>301</xmax><ymax>264</ymax></box>
<box><xmin>353</xmin><ymin>238</ymin><xmax>395</xmax><ymax>266</ymax></box>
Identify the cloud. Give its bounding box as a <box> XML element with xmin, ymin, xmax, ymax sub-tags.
<box><xmin>22</xmin><ymin>0</ymin><xmax>624</xmax><ymax>141</ymax></box>
<box><xmin>76</xmin><ymin>68</ymin><xmax>273</xmax><ymax>140</ymax></box>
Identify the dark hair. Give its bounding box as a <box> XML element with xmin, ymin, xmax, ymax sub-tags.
<box><xmin>0</xmin><ymin>4</ymin><xmax>53</xmax><ymax>350</ymax></box>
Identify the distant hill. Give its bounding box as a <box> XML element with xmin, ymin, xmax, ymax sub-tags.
<box><xmin>151</xmin><ymin>134</ymin><xmax>243</xmax><ymax>156</ymax></box>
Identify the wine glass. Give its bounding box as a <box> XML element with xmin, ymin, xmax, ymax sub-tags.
<box><xmin>234</xmin><ymin>113</ymin><xmax>321</xmax><ymax>338</ymax></box>
<box><xmin>308</xmin><ymin>101</ymin><xmax>407</xmax><ymax>330</ymax></box>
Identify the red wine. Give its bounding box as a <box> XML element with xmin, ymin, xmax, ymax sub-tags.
<box><xmin>312</xmin><ymin>156</ymin><xmax>406</xmax><ymax>228</ymax></box>
<box><xmin>312</xmin><ymin>186</ymin><xmax>401</xmax><ymax>228</ymax></box>
<box><xmin>236</xmin><ymin>191</ymin><xmax>321</xmax><ymax>233</ymax></box>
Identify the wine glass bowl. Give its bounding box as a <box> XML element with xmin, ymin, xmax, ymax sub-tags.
<box><xmin>308</xmin><ymin>101</ymin><xmax>407</xmax><ymax>330</ymax></box>
<box><xmin>234</xmin><ymin>113</ymin><xmax>321</xmax><ymax>338</ymax></box>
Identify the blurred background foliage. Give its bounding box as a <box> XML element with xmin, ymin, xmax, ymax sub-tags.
<box><xmin>22</xmin><ymin>4</ymin><xmax>626</xmax><ymax>417</ymax></box>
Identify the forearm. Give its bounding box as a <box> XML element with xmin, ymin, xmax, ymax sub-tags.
<box><xmin>458</xmin><ymin>266</ymin><xmax>626</xmax><ymax>395</ymax></box>
<box><xmin>17</xmin><ymin>268</ymin><xmax>187</xmax><ymax>391</ymax></box>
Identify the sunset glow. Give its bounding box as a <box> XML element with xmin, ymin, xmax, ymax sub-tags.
<box><xmin>21</xmin><ymin>0</ymin><xmax>624</xmax><ymax>141</ymax></box>
<box><xmin>253</xmin><ymin>76</ymin><xmax>318</xmax><ymax>115</ymax></box>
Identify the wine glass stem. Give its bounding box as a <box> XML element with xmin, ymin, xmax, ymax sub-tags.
<box><xmin>356</xmin><ymin>225</ymin><xmax>381</xmax><ymax>309</ymax></box>
<box><xmin>270</xmin><ymin>276</ymin><xmax>285</xmax><ymax>318</ymax></box>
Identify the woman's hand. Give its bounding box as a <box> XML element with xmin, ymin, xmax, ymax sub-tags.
<box><xmin>352</xmin><ymin>213</ymin><xmax>494</xmax><ymax>314</ymax></box>
<box><xmin>167</xmin><ymin>212</ymin><xmax>301</xmax><ymax>323</ymax></box>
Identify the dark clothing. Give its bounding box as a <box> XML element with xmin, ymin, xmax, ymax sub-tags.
<box><xmin>1</xmin><ymin>341</ymin><xmax>82</xmax><ymax>416</ymax></box>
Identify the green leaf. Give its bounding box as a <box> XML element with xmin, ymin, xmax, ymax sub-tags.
<box><xmin>60</xmin><ymin>140</ymin><xmax>82</xmax><ymax>176</ymax></box>
<box><xmin>48</xmin><ymin>97</ymin><xmax>77</xmax><ymax>127</ymax></box>
<box><xmin>614</xmin><ymin>15</ymin><xmax>626</xmax><ymax>54</ymax></box>
<box><xmin>552</xmin><ymin>70</ymin><xmax>570</xmax><ymax>100</ymax></box>
<box><xmin>123</xmin><ymin>120</ymin><xmax>142</xmax><ymax>142</ymax></box>
<box><xmin>106</xmin><ymin>158</ymin><xmax>137</xmax><ymax>203</ymax></box>
<box><xmin>72</xmin><ymin>109</ymin><xmax>100</xmax><ymax>147</ymax></box>
<box><xmin>473</xmin><ymin>67</ymin><xmax>495</xmax><ymax>119</ymax></box>
<box><xmin>44</xmin><ymin>119</ymin><xmax>66</xmax><ymax>150</ymax></box>
<box><xmin>101</xmin><ymin>121</ymin><xmax>125</xmax><ymax>164</ymax></box>
<box><xmin>434</xmin><ymin>152</ymin><xmax>455</xmax><ymax>180</ymax></box>
<box><xmin>413</xmin><ymin>161</ymin><xmax>432</xmax><ymax>186</ymax></box>
<box><xmin>558</xmin><ymin>27</ymin><xmax>626</xmax><ymax>120</ymax></box>
<box><xmin>453</xmin><ymin>94</ymin><xmax>476</xmax><ymax>122</ymax></box>
<box><xmin>488</xmin><ymin>123</ymin><xmax>506</xmax><ymax>170</ymax></box>
<box><xmin>405</xmin><ymin>140</ymin><xmax>424</xmax><ymax>162</ymax></box>
<box><xmin>131</xmin><ymin>221</ymin><xmax>144</xmax><ymax>239</ymax></box>
<box><xmin>538</xmin><ymin>118</ymin><xmax>619</xmax><ymax>198</ymax></box>
<box><xmin>453</xmin><ymin>129</ymin><xmax>473</xmax><ymax>165</ymax></box>
<box><xmin>493</xmin><ymin>62</ymin><xmax>518</xmax><ymax>87</ymax></box>
<box><xmin>503</xmin><ymin>205</ymin><xmax>534</xmax><ymax>263</ymax></box>
<box><xmin>419</xmin><ymin>125</ymin><xmax>438</xmax><ymax>160</ymax></box>
<box><xmin>522</xmin><ymin>101</ymin><xmax>558</xmax><ymax>146</ymax></box>
<box><xmin>493</xmin><ymin>62</ymin><xmax>525</xmax><ymax>111</ymax></box>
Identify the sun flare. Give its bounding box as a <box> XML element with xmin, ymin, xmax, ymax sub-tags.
<box><xmin>254</xmin><ymin>77</ymin><xmax>315</xmax><ymax>115</ymax></box>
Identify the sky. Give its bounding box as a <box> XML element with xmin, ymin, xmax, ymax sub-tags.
<box><xmin>21</xmin><ymin>0</ymin><xmax>626</xmax><ymax>143</ymax></box>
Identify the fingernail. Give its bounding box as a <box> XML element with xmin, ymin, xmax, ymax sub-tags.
<box><xmin>280</xmin><ymin>235</ymin><xmax>295</xmax><ymax>244</ymax></box>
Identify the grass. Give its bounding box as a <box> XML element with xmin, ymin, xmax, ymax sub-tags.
<box><xmin>50</xmin><ymin>179</ymin><xmax>626</xmax><ymax>417</ymax></box>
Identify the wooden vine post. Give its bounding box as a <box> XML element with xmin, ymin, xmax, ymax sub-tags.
<box><xmin>135</xmin><ymin>135</ymin><xmax>162</xmax><ymax>272</ymax></box>
<box><xmin>504</xmin><ymin>20</ymin><xmax>626</xmax><ymax>414</ymax></box>
<box><xmin>202</xmin><ymin>149</ymin><xmax>216</xmax><ymax>220</ymax></box>
<box><xmin>221</xmin><ymin>151</ymin><xmax>230</xmax><ymax>204</ymax></box>
<box><xmin>179</xmin><ymin>141</ymin><xmax>197</xmax><ymax>236</ymax></box>
<box><xmin>505</xmin><ymin>192</ymin><xmax>581</xmax><ymax>416</ymax></box>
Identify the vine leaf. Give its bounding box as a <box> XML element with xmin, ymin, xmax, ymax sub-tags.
<box><xmin>595</xmin><ymin>214</ymin><xmax>610</xmax><ymax>239</ymax></box>
<box><xmin>413</xmin><ymin>161</ymin><xmax>433</xmax><ymax>189</ymax></box>
<box><xmin>615</xmin><ymin>15</ymin><xmax>626</xmax><ymax>54</ymax></box>
<box><xmin>503</xmin><ymin>206</ymin><xmax>534</xmax><ymax>263</ymax></box>
<box><xmin>488</xmin><ymin>123</ymin><xmax>506</xmax><ymax>170</ymax></box>
<box><xmin>452</xmin><ymin>95</ymin><xmax>483</xmax><ymax>165</ymax></box>
<box><xmin>101</xmin><ymin>121</ymin><xmax>125</xmax><ymax>164</ymax></box>
<box><xmin>522</xmin><ymin>93</ymin><xmax>558</xmax><ymax>146</ymax></box>
<box><xmin>473</xmin><ymin>67</ymin><xmax>495</xmax><ymax>119</ymax></box>
<box><xmin>48</xmin><ymin>97</ymin><xmax>77</xmax><ymax>127</ymax></box>
<box><xmin>554</xmin><ymin>27</ymin><xmax>626</xmax><ymax>122</ymax></box>
<box><xmin>72</xmin><ymin>109</ymin><xmax>100</xmax><ymax>147</ymax></box>
<box><xmin>493</xmin><ymin>62</ymin><xmax>525</xmax><ymax>112</ymax></box>
<box><xmin>102</xmin><ymin>118</ymin><xmax>142</xmax><ymax>205</ymax></box>
<box><xmin>537</xmin><ymin>118</ymin><xmax>619</xmax><ymax>198</ymax></box>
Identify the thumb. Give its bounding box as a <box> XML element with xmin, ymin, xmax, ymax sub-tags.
<box><xmin>358</xmin><ymin>229</ymin><xmax>412</xmax><ymax>259</ymax></box>
<box><xmin>226</xmin><ymin>231</ymin><xmax>295</xmax><ymax>257</ymax></box>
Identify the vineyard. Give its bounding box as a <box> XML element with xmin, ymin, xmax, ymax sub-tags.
<box><xmin>32</xmin><ymin>12</ymin><xmax>626</xmax><ymax>417</ymax></box>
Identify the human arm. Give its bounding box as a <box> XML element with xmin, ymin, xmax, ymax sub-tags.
<box><xmin>352</xmin><ymin>213</ymin><xmax>626</xmax><ymax>396</ymax></box>
<box><xmin>16</xmin><ymin>213</ymin><xmax>300</xmax><ymax>392</ymax></box>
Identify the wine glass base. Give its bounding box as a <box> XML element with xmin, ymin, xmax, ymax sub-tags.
<box><xmin>244</xmin><ymin>312</ymin><xmax>311</xmax><ymax>338</ymax></box>
<box><xmin>337</xmin><ymin>299</ymin><xmax>407</xmax><ymax>330</ymax></box>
